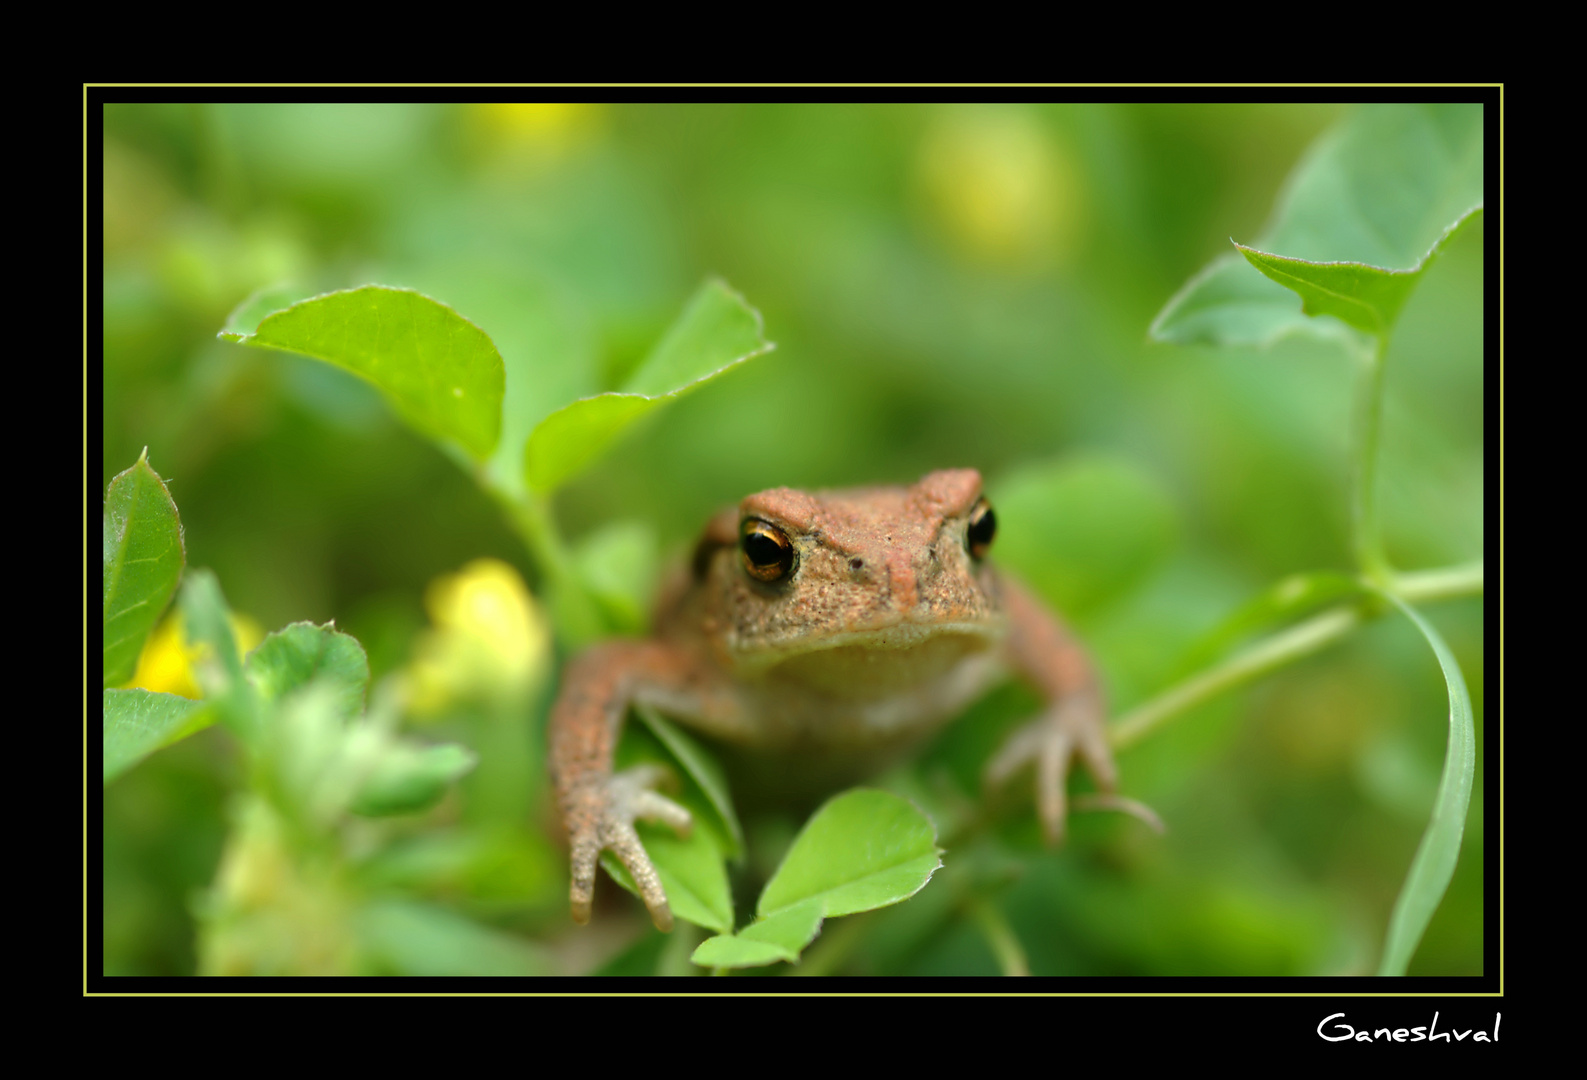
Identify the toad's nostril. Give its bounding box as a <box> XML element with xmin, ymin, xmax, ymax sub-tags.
<box><xmin>850</xmin><ymin>558</ymin><xmax>864</xmax><ymax>571</ymax></box>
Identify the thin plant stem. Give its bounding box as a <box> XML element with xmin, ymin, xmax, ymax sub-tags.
<box><xmin>498</xmin><ymin>490</ymin><xmax>568</xmax><ymax>581</ymax></box>
<box><xmin>495</xmin><ymin>489</ymin><xmax>604</xmax><ymax>646</ymax></box>
<box><xmin>1394</xmin><ymin>560</ymin><xmax>1484</xmax><ymax>602</ymax></box>
<box><xmin>1352</xmin><ymin>333</ymin><xmax>1392</xmax><ymax>584</ymax></box>
<box><xmin>1108</xmin><ymin>559</ymin><xmax>1483</xmax><ymax>752</ymax></box>
<box><xmin>1111</xmin><ymin>606</ymin><xmax>1360</xmax><ymax>751</ymax></box>
<box><xmin>967</xmin><ymin>896</ymin><xmax>1030</xmax><ymax>977</ymax></box>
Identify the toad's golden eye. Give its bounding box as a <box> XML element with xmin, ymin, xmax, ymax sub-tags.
<box><xmin>966</xmin><ymin>498</ymin><xmax>996</xmax><ymax>560</ymax></box>
<box><xmin>741</xmin><ymin>519</ymin><xmax>796</xmax><ymax>582</ymax></box>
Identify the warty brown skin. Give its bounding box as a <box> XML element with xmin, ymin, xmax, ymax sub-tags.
<box><xmin>549</xmin><ymin>468</ymin><xmax>1117</xmax><ymax>931</ymax></box>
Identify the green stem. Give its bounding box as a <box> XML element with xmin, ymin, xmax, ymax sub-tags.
<box><xmin>1110</xmin><ymin>559</ymin><xmax>1483</xmax><ymax>752</ymax></box>
<box><xmin>1112</xmin><ymin>607</ymin><xmax>1360</xmax><ymax>751</ymax></box>
<box><xmin>1393</xmin><ymin>560</ymin><xmax>1484</xmax><ymax>603</ymax></box>
<box><xmin>494</xmin><ymin>488</ymin><xmax>569</xmax><ymax>581</ymax></box>
<box><xmin>967</xmin><ymin>897</ymin><xmax>1030</xmax><ymax>977</ymax></box>
<box><xmin>492</xmin><ymin>487</ymin><xmax>604</xmax><ymax>646</ymax></box>
<box><xmin>1352</xmin><ymin>334</ymin><xmax>1391</xmax><ymax>584</ymax></box>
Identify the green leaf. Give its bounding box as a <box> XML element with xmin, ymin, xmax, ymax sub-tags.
<box><xmin>102</xmin><ymin>688</ymin><xmax>211</xmax><ymax>782</ymax></box>
<box><xmin>523</xmin><ymin>278</ymin><xmax>774</xmax><ymax>492</ymax></box>
<box><xmin>259</xmin><ymin>671</ymin><xmax>476</xmax><ymax>826</ymax></box>
<box><xmin>604</xmin><ymin>712</ymin><xmax>738</xmax><ymax>930</ymax></box>
<box><xmin>1152</xmin><ymin>103</ymin><xmax>1484</xmax><ymax>346</ymax></box>
<box><xmin>621</xmin><ymin>278</ymin><xmax>772</xmax><ymax>398</ymax></box>
<box><xmin>1234</xmin><ymin>247</ymin><xmax>1417</xmax><ymax>337</ymax></box>
<box><xmin>757</xmin><ymin>789</ymin><xmax>941</xmax><ymax>920</ymax></box>
<box><xmin>103</xmin><ymin>450</ymin><xmax>185</xmax><ymax>687</ymax></box>
<box><xmin>524</xmin><ymin>395</ymin><xmax>653</xmax><ymax>494</ymax></box>
<box><xmin>179</xmin><ymin>570</ymin><xmax>239</xmax><ymax>680</ymax></box>
<box><xmin>245</xmin><ymin>622</ymin><xmax>370</xmax><ymax>722</ymax></box>
<box><xmin>262</xmin><ymin>679</ymin><xmax>353</xmax><ymax>821</ymax></box>
<box><xmin>1235</xmin><ymin>207</ymin><xmax>1481</xmax><ymax>336</ymax></box>
<box><xmin>686</xmin><ymin>790</ymin><xmax>940</xmax><ymax>969</ymax></box>
<box><xmin>634</xmin><ymin>705</ymin><xmax>744</xmax><ymax>859</ymax></box>
<box><xmin>220</xmin><ymin>285</ymin><xmax>505</xmax><ymax>461</ymax></box>
<box><xmin>692</xmin><ymin>899</ymin><xmax>824</xmax><ymax>969</ymax></box>
<box><xmin>350</xmin><ymin>742</ymin><xmax>478</xmax><ymax>817</ymax></box>
<box><xmin>601</xmin><ymin>823</ymin><xmax>734</xmax><ymax>934</ymax></box>
<box><xmin>178</xmin><ymin>569</ymin><xmax>257</xmax><ymax>742</ymax></box>
<box><xmin>690</xmin><ymin>936</ymin><xmax>789</xmax><ymax>969</ymax></box>
<box><xmin>219</xmin><ymin>282</ymin><xmax>314</xmax><ymax>339</ymax></box>
<box><xmin>1375</xmin><ymin>594</ymin><xmax>1476</xmax><ymax>976</ymax></box>
<box><xmin>989</xmin><ymin>456</ymin><xmax>1177</xmax><ymax>617</ymax></box>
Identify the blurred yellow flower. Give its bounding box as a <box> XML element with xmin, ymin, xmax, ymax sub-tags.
<box><xmin>916</xmin><ymin>107</ymin><xmax>1083</xmax><ymax>271</ymax></box>
<box><xmin>406</xmin><ymin>558</ymin><xmax>550</xmax><ymax>715</ymax></box>
<box><xmin>469</xmin><ymin>103</ymin><xmax>603</xmax><ymax>162</ymax></box>
<box><xmin>124</xmin><ymin>609</ymin><xmax>265</xmax><ymax>699</ymax></box>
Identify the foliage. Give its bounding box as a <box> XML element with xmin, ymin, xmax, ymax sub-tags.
<box><xmin>103</xmin><ymin>450</ymin><xmax>185</xmax><ymax>687</ymax></box>
<box><xmin>222</xmin><ymin>285</ymin><xmax>506</xmax><ymax>462</ymax></box>
<box><xmin>525</xmin><ymin>279</ymin><xmax>775</xmax><ymax>493</ymax></box>
<box><xmin>102</xmin><ymin>102</ymin><xmax>1486</xmax><ymax>977</ymax></box>
<box><xmin>102</xmin><ymin>458</ymin><xmax>488</xmax><ymax>972</ymax></box>
<box><xmin>1151</xmin><ymin>103</ymin><xmax>1483</xmax><ymax>347</ymax></box>
<box><xmin>1150</xmin><ymin>103</ymin><xmax>1483</xmax><ymax>975</ymax></box>
<box><xmin>693</xmin><ymin>790</ymin><xmax>941</xmax><ymax>968</ymax></box>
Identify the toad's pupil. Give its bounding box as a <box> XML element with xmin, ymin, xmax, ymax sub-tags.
<box><xmin>746</xmin><ymin>532</ymin><xmax>782</xmax><ymax>564</ymax></box>
<box><xmin>742</xmin><ymin>521</ymin><xmax>796</xmax><ymax>581</ymax></box>
<box><xmin>967</xmin><ymin>500</ymin><xmax>996</xmax><ymax>559</ymax></box>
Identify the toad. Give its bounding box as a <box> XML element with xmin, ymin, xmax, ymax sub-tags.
<box><xmin>550</xmin><ymin>468</ymin><xmax>1120</xmax><ymax>930</ymax></box>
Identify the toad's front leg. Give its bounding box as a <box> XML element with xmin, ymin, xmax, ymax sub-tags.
<box><xmin>549</xmin><ymin>640</ymin><xmax>742</xmax><ymax>931</ymax></box>
<box><xmin>985</xmin><ymin>572</ymin><xmax>1120</xmax><ymax>845</ymax></box>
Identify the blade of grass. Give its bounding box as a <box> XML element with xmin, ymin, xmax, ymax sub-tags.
<box><xmin>1375</xmin><ymin>593</ymin><xmax>1476</xmax><ymax>976</ymax></box>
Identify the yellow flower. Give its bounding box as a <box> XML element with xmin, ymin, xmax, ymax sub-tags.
<box><xmin>916</xmin><ymin>107</ymin><xmax>1083</xmax><ymax>271</ymax></box>
<box><xmin>468</xmin><ymin>103</ymin><xmax>603</xmax><ymax>164</ymax></box>
<box><xmin>406</xmin><ymin>559</ymin><xmax>550</xmax><ymax>715</ymax></box>
<box><xmin>124</xmin><ymin>609</ymin><xmax>265</xmax><ymax>699</ymax></box>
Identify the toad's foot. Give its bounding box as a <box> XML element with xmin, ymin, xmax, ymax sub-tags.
<box><xmin>567</xmin><ymin>763</ymin><xmax>692</xmax><ymax>932</ymax></box>
<box><xmin>984</xmin><ymin>688</ymin><xmax>1117</xmax><ymax>846</ymax></box>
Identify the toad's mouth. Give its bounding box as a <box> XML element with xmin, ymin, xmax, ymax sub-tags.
<box><xmin>728</xmin><ymin>618</ymin><xmax>1005</xmax><ymax>681</ymax></box>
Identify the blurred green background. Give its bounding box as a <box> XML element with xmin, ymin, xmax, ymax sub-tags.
<box><xmin>101</xmin><ymin>103</ymin><xmax>1484</xmax><ymax>976</ymax></box>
